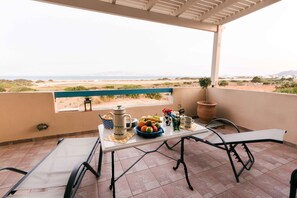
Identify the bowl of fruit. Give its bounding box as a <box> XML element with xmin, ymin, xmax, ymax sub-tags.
<box><xmin>136</xmin><ymin>116</ymin><xmax>163</xmax><ymax>138</ymax></box>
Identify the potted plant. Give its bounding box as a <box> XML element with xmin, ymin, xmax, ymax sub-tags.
<box><xmin>197</xmin><ymin>77</ymin><xmax>217</xmax><ymax>123</ymax></box>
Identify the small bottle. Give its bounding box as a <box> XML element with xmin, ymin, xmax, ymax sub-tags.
<box><xmin>173</xmin><ymin>112</ymin><xmax>181</xmax><ymax>131</ymax></box>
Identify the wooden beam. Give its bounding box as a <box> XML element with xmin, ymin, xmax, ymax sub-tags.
<box><xmin>218</xmin><ymin>0</ymin><xmax>281</xmax><ymax>24</ymax></box>
<box><xmin>197</xmin><ymin>0</ymin><xmax>238</xmax><ymax>21</ymax></box>
<box><xmin>211</xmin><ymin>25</ymin><xmax>223</xmax><ymax>86</ymax></box>
<box><xmin>37</xmin><ymin>0</ymin><xmax>218</xmax><ymax>32</ymax></box>
<box><xmin>173</xmin><ymin>0</ymin><xmax>199</xmax><ymax>17</ymax></box>
<box><xmin>145</xmin><ymin>0</ymin><xmax>158</xmax><ymax>11</ymax></box>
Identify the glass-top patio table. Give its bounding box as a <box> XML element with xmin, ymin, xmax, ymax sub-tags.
<box><xmin>98</xmin><ymin>123</ymin><xmax>209</xmax><ymax>197</ymax></box>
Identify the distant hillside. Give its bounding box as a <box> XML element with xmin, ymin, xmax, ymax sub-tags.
<box><xmin>275</xmin><ymin>70</ymin><xmax>297</xmax><ymax>76</ymax></box>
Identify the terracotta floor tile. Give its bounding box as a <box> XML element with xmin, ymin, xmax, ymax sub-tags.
<box><xmin>186</xmin><ymin>153</ymin><xmax>221</xmax><ymax>174</ymax></box>
<box><xmin>191</xmin><ymin>166</ymin><xmax>236</xmax><ymax>197</ymax></box>
<box><xmin>0</xmin><ymin>131</ymin><xmax>294</xmax><ymax>198</ymax></box>
<box><xmin>150</xmin><ymin>161</ymin><xmax>187</xmax><ymax>185</ymax></box>
<box><xmin>98</xmin><ymin>161</ymin><xmax>123</xmax><ymax>183</ymax></box>
<box><xmin>229</xmin><ymin>181</ymin><xmax>272</xmax><ymax>198</ymax></box>
<box><xmin>75</xmin><ymin>183</ymin><xmax>98</xmax><ymax>198</ymax></box>
<box><xmin>162</xmin><ymin>178</ymin><xmax>202</xmax><ymax>198</ymax></box>
<box><xmin>212</xmin><ymin>190</ymin><xmax>238</xmax><ymax>198</ymax></box>
<box><xmin>266</xmin><ymin>159</ymin><xmax>297</xmax><ymax>185</ymax></box>
<box><xmin>117</xmin><ymin>147</ymin><xmax>142</xmax><ymax>160</ymax></box>
<box><xmin>133</xmin><ymin>187</ymin><xmax>168</xmax><ymax>198</ymax></box>
<box><xmin>251</xmin><ymin>174</ymin><xmax>289</xmax><ymax>198</ymax></box>
<box><xmin>252</xmin><ymin>150</ymin><xmax>287</xmax><ymax>172</ymax></box>
<box><xmin>80</xmin><ymin>170</ymin><xmax>99</xmax><ymax>188</ymax></box>
<box><xmin>125</xmin><ymin>169</ymin><xmax>160</xmax><ymax>195</ymax></box>
<box><xmin>120</xmin><ymin>156</ymin><xmax>148</xmax><ymax>175</ymax></box>
<box><xmin>101</xmin><ymin>151</ymin><xmax>119</xmax><ymax>164</ymax></box>
<box><xmin>143</xmin><ymin>152</ymin><xmax>174</xmax><ymax>168</ymax></box>
<box><xmin>0</xmin><ymin>187</ymin><xmax>10</xmax><ymax>197</ymax></box>
<box><xmin>97</xmin><ymin>176</ymin><xmax>132</xmax><ymax>198</ymax></box>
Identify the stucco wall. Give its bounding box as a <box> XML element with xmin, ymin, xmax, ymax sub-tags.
<box><xmin>208</xmin><ymin>88</ymin><xmax>297</xmax><ymax>144</ymax></box>
<box><xmin>0</xmin><ymin>88</ymin><xmax>203</xmax><ymax>143</ymax></box>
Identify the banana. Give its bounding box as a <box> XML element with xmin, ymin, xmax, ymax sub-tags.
<box><xmin>140</xmin><ymin>115</ymin><xmax>161</xmax><ymax>123</ymax></box>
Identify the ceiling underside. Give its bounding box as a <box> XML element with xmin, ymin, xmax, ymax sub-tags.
<box><xmin>38</xmin><ymin>0</ymin><xmax>281</xmax><ymax>32</ymax></box>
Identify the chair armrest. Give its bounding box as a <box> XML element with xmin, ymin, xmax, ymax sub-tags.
<box><xmin>0</xmin><ymin>167</ymin><xmax>27</xmax><ymax>175</ymax></box>
<box><xmin>206</xmin><ymin>118</ymin><xmax>241</xmax><ymax>133</ymax></box>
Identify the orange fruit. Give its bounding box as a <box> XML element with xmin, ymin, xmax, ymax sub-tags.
<box><xmin>138</xmin><ymin>121</ymin><xmax>146</xmax><ymax>128</ymax></box>
<box><xmin>141</xmin><ymin>125</ymin><xmax>147</xmax><ymax>132</ymax></box>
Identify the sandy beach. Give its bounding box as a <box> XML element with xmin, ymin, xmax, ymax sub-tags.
<box><xmin>29</xmin><ymin>78</ymin><xmax>277</xmax><ymax>111</ymax></box>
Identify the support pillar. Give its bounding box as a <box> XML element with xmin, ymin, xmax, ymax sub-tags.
<box><xmin>211</xmin><ymin>25</ymin><xmax>223</xmax><ymax>87</ymax></box>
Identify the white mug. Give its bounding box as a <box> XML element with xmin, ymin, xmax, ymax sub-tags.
<box><xmin>184</xmin><ymin>116</ymin><xmax>194</xmax><ymax>128</ymax></box>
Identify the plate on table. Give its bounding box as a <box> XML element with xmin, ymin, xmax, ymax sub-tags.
<box><xmin>136</xmin><ymin>127</ymin><xmax>164</xmax><ymax>138</ymax></box>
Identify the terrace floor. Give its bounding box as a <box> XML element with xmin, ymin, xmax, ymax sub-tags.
<box><xmin>0</xmin><ymin>127</ymin><xmax>296</xmax><ymax>198</ymax></box>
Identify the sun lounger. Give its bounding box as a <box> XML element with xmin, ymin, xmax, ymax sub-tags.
<box><xmin>188</xmin><ymin>118</ymin><xmax>287</xmax><ymax>182</ymax></box>
<box><xmin>0</xmin><ymin>137</ymin><xmax>101</xmax><ymax>198</ymax></box>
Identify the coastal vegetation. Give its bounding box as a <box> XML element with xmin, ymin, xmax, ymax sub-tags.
<box><xmin>275</xmin><ymin>82</ymin><xmax>297</xmax><ymax>94</ymax></box>
<box><xmin>64</xmin><ymin>86</ymin><xmax>89</xmax><ymax>91</ymax></box>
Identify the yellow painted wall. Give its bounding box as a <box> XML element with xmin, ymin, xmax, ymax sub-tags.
<box><xmin>0</xmin><ymin>88</ymin><xmax>203</xmax><ymax>143</ymax></box>
<box><xmin>209</xmin><ymin>88</ymin><xmax>297</xmax><ymax>144</ymax></box>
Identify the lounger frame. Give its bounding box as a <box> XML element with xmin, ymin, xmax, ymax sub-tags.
<box><xmin>189</xmin><ymin>118</ymin><xmax>256</xmax><ymax>182</ymax></box>
<box><xmin>168</xmin><ymin>118</ymin><xmax>286</xmax><ymax>183</ymax></box>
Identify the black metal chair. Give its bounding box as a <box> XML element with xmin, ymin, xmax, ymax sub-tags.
<box><xmin>290</xmin><ymin>169</ymin><xmax>297</xmax><ymax>198</ymax></box>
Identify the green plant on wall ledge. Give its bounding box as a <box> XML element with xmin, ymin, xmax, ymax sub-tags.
<box><xmin>37</xmin><ymin>123</ymin><xmax>49</xmax><ymax>131</ymax></box>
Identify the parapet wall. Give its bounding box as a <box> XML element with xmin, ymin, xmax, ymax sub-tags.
<box><xmin>209</xmin><ymin>87</ymin><xmax>297</xmax><ymax>145</ymax></box>
<box><xmin>0</xmin><ymin>87</ymin><xmax>203</xmax><ymax>143</ymax></box>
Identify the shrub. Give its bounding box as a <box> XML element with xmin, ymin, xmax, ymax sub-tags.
<box><xmin>236</xmin><ymin>82</ymin><xmax>244</xmax><ymax>86</ymax></box>
<box><xmin>9</xmin><ymin>86</ymin><xmax>36</xmax><ymax>92</ymax></box>
<box><xmin>218</xmin><ymin>80</ymin><xmax>229</xmax><ymax>86</ymax></box>
<box><xmin>158</xmin><ymin>77</ymin><xmax>170</xmax><ymax>80</ymax></box>
<box><xmin>145</xmin><ymin>93</ymin><xmax>162</xmax><ymax>100</ymax></box>
<box><xmin>13</xmin><ymin>79</ymin><xmax>33</xmax><ymax>86</ymax></box>
<box><xmin>183</xmin><ymin>82</ymin><xmax>192</xmax><ymax>85</ymax></box>
<box><xmin>89</xmin><ymin>86</ymin><xmax>99</xmax><ymax>90</ymax></box>
<box><xmin>275</xmin><ymin>87</ymin><xmax>297</xmax><ymax>94</ymax></box>
<box><xmin>251</xmin><ymin>76</ymin><xmax>262</xmax><ymax>83</ymax></box>
<box><xmin>102</xmin><ymin>85</ymin><xmax>115</xmax><ymax>89</ymax></box>
<box><xmin>35</xmin><ymin>80</ymin><xmax>44</xmax><ymax>83</ymax></box>
<box><xmin>162</xmin><ymin>82</ymin><xmax>173</xmax><ymax>86</ymax></box>
<box><xmin>64</xmin><ymin>86</ymin><xmax>89</xmax><ymax>91</ymax></box>
<box><xmin>99</xmin><ymin>95</ymin><xmax>115</xmax><ymax>102</ymax></box>
<box><xmin>118</xmin><ymin>84</ymin><xmax>143</xmax><ymax>89</ymax></box>
<box><xmin>0</xmin><ymin>87</ymin><xmax>6</xmax><ymax>92</ymax></box>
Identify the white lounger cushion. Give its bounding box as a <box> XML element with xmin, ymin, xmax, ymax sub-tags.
<box><xmin>16</xmin><ymin>137</ymin><xmax>98</xmax><ymax>190</ymax></box>
<box><xmin>192</xmin><ymin>129</ymin><xmax>286</xmax><ymax>145</ymax></box>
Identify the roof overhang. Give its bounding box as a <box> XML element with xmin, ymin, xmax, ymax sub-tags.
<box><xmin>36</xmin><ymin>0</ymin><xmax>282</xmax><ymax>33</ymax></box>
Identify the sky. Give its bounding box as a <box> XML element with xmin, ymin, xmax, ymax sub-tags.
<box><xmin>0</xmin><ymin>0</ymin><xmax>296</xmax><ymax>77</ymax></box>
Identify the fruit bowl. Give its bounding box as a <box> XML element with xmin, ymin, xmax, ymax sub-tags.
<box><xmin>136</xmin><ymin>127</ymin><xmax>164</xmax><ymax>138</ymax></box>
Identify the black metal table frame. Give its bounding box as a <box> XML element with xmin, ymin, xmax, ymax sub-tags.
<box><xmin>99</xmin><ymin>137</ymin><xmax>193</xmax><ymax>198</ymax></box>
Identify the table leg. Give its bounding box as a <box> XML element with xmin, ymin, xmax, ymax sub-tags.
<box><xmin>98</xmin><ymin>143</ymin><xmax>103</xmax><ymax>176</ymax></box>
<box><xmin>173</xmin><ymin>137</ymin><xmax>193</xmax><ymax>190</ymax></box>
<box><xmin>109</xmin><ymin>151</ymin><xmax>116</xmax><ymax>197</ymax></box>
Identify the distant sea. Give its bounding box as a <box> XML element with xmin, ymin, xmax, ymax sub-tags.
<box><xmin>0</xmin><ymin>76</ymin><xmax>197</xmax><ymax>81</ymax></box>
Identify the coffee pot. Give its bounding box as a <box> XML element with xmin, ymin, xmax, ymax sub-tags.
<box><xmin>109</xmin><ymin>105</ymin><xmax>132</xmax><ymax>139</ymax></box>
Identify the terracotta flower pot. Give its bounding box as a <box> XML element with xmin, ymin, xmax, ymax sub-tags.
<box><xmin>197</xmin><ymin>101</ymin><xmax>217</xmax><ymax>124</ymax></box>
